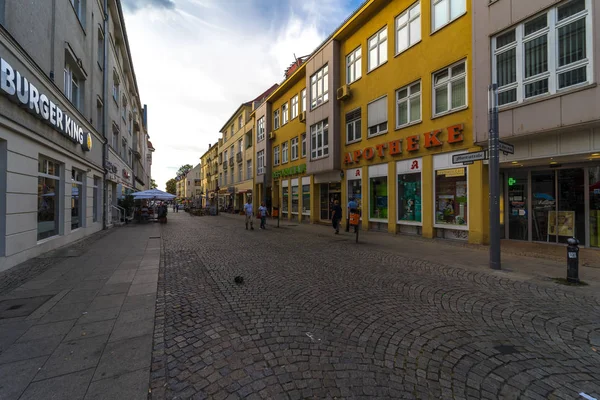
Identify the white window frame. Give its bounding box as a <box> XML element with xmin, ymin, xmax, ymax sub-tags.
<box><xmin>274</xmin><ymin>145</ymin><xmax>280</xmax><ymax>166</ymax></box>
<box><xmin>396</xmin><ymin>2</ymin><xmax>421</xmax><ymax>55</ymax></box>
<box><xmin>310</xmin><ymin>119</ymin><xmax>329</xmax><ymax>160</ymax></box>
<box><xmin>64</xmin><ymin>64</ymin><xmax>80</xmax><ymax>109</ymax></box>
<box><xmin>491</xmin><ymin>0</ymin><xmax>593</xmax><ymax>106</ymax></box>
<box><xmin>396</xmin><ymin>80</ymin><xmax>422</xmax><ymax>128</ymax></box>
<box><xmin>282</xmin><ymin>103</ymin><xmax>289</xmax><ymax>125</ymax></box>
<box><xmin>291</xmin><ymin>95</ymin><xmax>298</xmax><ymax>119</ymax></box>
<box><xmin>301</xmin><ymin>89</ymin><xmax>307</xmax><ymax>112</ymax></box>
<box><xmin>71</xmin><ymin>0</ymin><xmax>83</xmax><ymax>23</ymax></box>
<box><xmin>112</xmin><ymin>70</ymin><xmax>119</xmax><ymax>103</ymax></box>
<box><xmin>432</xmin><ymin>59</ymin><xmax>467</xmax><ymax>117</ymax></box>
<box><xmin>257</xmin><ymin>117</ymin><xmax>265</xmax><ymax>142</ymax></box>
<box><xmin>368</xmin><ymin>27</ymin><xmax>388</xmax><ymax>72</ymax></box>
<box><xmin>367</xmin><ymin>96</ymin><xmax>388</xmax><ymax>138</ymax></box>
<box><xmin>291</xmin><ymin>137</ymin><xmax>299</xmax><ymax>160</ymax></box>
<box><xmin>346</xmin><ymin>46</ymin><xmax>362</xmax><ymax>84</ymax></box>
<box><xmin>346</xmin><ymin>108</ymin><xmax>362</xmax><ymax>144</ymax></box>
<box><xmin>238</xmin><ymin>115</ymin><xmax>243</xmax><ymax>129</ymax></box>
<box><xmin>257</xmin><ymin>150</ymin><xmax>265</xmax><ymax>175</ymax></box>
<box><xmin>301</xmin><ymin>133</ymin><xmax>306</xmax><ymax>158</ymax></box>
<box><xmin>246</xmin><ymin>160</ymin><xmax>252</xmax><ymax>180</ymax></box>
<box><xmin>282</xmin><ymin>141</ymin><xmax>289</xmax><ymax>164</ymax></box>
<box><xmin>432</xmin><ymin>0</ymin><xmax>466</xmax><ymax>33</ymax></box>
<box><xmin>274</xmin><ymin>109</ymin><xmax>280</xmax><ymax>130</ymax></box>
<box><xmin>310</xmin><ymin>65</ymin><xmax>329</xmax><ymax>110</ymax></box>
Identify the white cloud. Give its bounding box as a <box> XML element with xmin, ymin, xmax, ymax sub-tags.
<box><xmin>123</xmin><ymin>0</ymin><xmax>357</xmax><ymax>190</ymax></box>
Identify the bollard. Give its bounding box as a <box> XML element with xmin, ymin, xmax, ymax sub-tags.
<box><xmin>567</xmin><ymin>238</ymin><xmax>580</xmax><ymax>284</ymax></box>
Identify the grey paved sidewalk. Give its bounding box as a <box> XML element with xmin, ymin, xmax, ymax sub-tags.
<box><xmin>0</xmin><ymin>223</ymin><xmax>161</xmax><ymax>400</ymax></box>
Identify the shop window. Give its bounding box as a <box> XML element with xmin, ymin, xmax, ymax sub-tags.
<box><xmin>396</xmin><ymin>1</ymin><xmax>421</xmax><ymax>54</ymax></box>
<box><xmin>0</xmin><ymin>141</ymin><xmax>5</xmax><ymax>256</ymax></box>
<box><xmin>282</xmin><ymin>186</ymin><xmax>289</xmax><ymax>215</ymax></box>
<box><xmin>302</xmin><ymin>183</ymin><xmax>310</xmax><ymax>215</ymax></box>
<box><xmin>369</xmin><ymin>176</ymin><xmax>388</xmax><ymax>220</ymax></box>
<box><xmin>589</xmin><ymin>166</ymin><xmax>600</xmax><ymax>248</ymax></box>
<box><xmin>367</xmin><ymin>96</ymin><xmax>388</xmax><ymax>137</ymax></box>
<box><xmin>93</xmin><ymin>176</ymin><xmax>100</xmax><ymax>223</ymax></box>
<box><xmin>347</xmin><ymin>173</ymin><xmax>363</xmax><ymax>213</ymax></box>
<box><xmin>507</xmin><ymin>171</ymin><xmax>528</xmax><ymax>240</ymax></box>
<box><xmin>291</xmin><ymin>185</ymin><xmax>299</xmax><ymax>213</ymax></box>
<box><xmin>71</xmin><ymin>169</ymin><xmax>84</xmax><ymax>230</ymax></box>
<box><xmin>397</xmin><ymin>163</ymin><xmax>422</xmax><ymax>223</ymax></box>
<box><xmin>38</xmin><ymin>156</ymin><xmax>61</xmax><ymax>240</ymax></box>
<box><xmin>435</xmin><ymin>167</ymin><xmax>467</xmax><ymax>226</ymax></box>
<box><xmin>346</xmin><ymin>108</ymin><xmax>362</xmax><ymax>144</ymax></box>
<box><xmin>433</xmin><ymin>60</ymin><xmax>467</xmax><ymax>116</ymax></box>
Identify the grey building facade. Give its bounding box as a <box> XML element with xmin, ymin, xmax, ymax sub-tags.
<box><xmin>0</xmin><ymin>0</ymin><xmax>151</xmax><ymax>272</ymax></box>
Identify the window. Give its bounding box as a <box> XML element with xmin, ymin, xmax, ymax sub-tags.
<box><xmin>291</xmin><ymin>185</ymin><xmax>299</xmax><ymax>213</ymax></box>
<box><xmin>282</xmin><ymin>103</ymin><xmax>289</xmax><ymax>125</ymax></box>
<box><xmin>97</xmin><ymin>28</ymin><xmax>104</xmax><ymax>68</ymax></box>
<box><xmin>112</xmin><ymin>130</ymin><xmax>119</xmax><ymax>152</ymax></box>
<box><xmin>238</xmin><ymin>115</ymin><xmax>243</xmax><ymax>129</ymax></box>
<box><xmin>96</xmin><ymin>99</ymin><xmax>103</xmax><ymax>132</ymax></box>
<box><xmin>282</xmin><ymin>186</ymin><xmax>289</xmax><ymax>215</ymax></box>
<box><xmin>224</xmin><ymin>172</ymin><xmax>227</xmax><ymax>186</ymax></box>
<box><xmin>122</xmin><ymin>96</ymin><xmax>127</xmax><ymax>121</ymax></box>
<box><xmin>435</xmin><ymin>167</ymin><xmax>467</xmax><ymax>226</ymax></box>
<box><xmin>219</xmin><ymin>173</ymin><xmax>222</xmax><ymax>186</ymax></box>
<box><xmin>310</xmin><ymin>119</ymin><xmax>329</xmax><ymax>160</ymax></box>
<box><xmin>397</xmin><ymin>159</ymin><xmax>422</xmax><ymax>223</ymax></box>
<box><xmin>302</xmin><ymin>183</ymin><xmax>310</xmax><ymax>215</ymax></box>
<box><xmin>246</xmin><ymin>160</ymin><xmax>252</xmax><ymax>180</ymax></box>
<box><xmin>230</xmin><ymin>124</ymin><xmax>234</xmax><ymax>137</ymax></box>
<box><xmin>274</xmin><ymin>146</ymin><xmax>280</xmax><ymax>165</ymax></box>
<box><xmin>71</xmin><ymin>168</ymin><xmax>84</xmax><ymax>230</ymax></box>
<box><xmin>346</xmin><ymin>108</ymin><xmax>362</xmax><ymax>144</ymax></box>
<box><xmin>291</xmin><ymin>137</ymin><xmax>299</xmax><ymax>160</ymax></box>
<box><xmin>368</xmin><ymin>27</ymin><xmax>388</xmax><ymax>72</ymax></box>
<box><xmin>492</xmin><ymin>0</ymin><xmax>592</xmax><ymax>105</ymax></box>
<box><xmin>369</xmin><ymin>165</ymin><xmax>388</xmax><ymax>221</ymax></box>
<box><xmin>433</xmin><ymin>60</ymin><xmax>466</xmax><ymax>115</ymax></box>
<box><xmin>112</xmin><ymin>70</ymin><xmax>119</xmax><ymax>103</ymax></box>
<box><xmin>310</xmin><ymin>65</ymin><xmax>329</xmax><ymax>109</ymax></box>
<box><xmin>396</xmin><ymin>80</ymin><xmax>421</xmax><ymax>127</ymax></box>
<box><xmin>128</xmin><ymin>113</ymin><xmax>132</xmax><ymax>134</ymax></box>
<box><xmin>396</xmin><ymin>2</ymin><xmax>421</xmax><ymax>54</ymax></box>
<box><xmin>230</xmin><ymin>167</ymin><xmax>234</xmax><ymax>184</ymax></box>
<box><xmin>70</xmin><ymin>0</ymin><xmax>84</xmax><ymax>23</ymax></box>
<box><xmin>367</xmin><ymin>96</ymin><xmax>388</xmax><ymax>137</ymax></box>
<box><xmin>274</xmin><ymin>109</ymin><xmax>280</xmax><ymax>129</ymax></box>
<box><xmin>38</xmin><ymin>157</ymin><xmax>61</xmax><ymax>240</ymax></box>
<box><xmin>64</xmin><ymin>63</ymin><xmax>81</xmax><ymax>110</ymax></box>
<box><xmin>257</xmin><ymin>150</ymin><xmax>265</xmax><ymax>175</ymax></box>
<box><xmin>238</xmin><ymin>139</ymin><xmax>243</xmax><ymax>154</ymax></box>
<box><xmin>301</xmin><ymin>89</ymin><xmax>306</xmax><ymax>112</ymax></box>
<box><xmin>257</xmin><ymin>117</ymin><xmax>265</xmax><ymax>142</ymax></box>
<box><xmin>347</xmin><ymin>172</ymin><xmax>363</xmax><ymax>214</ymax></box>
<box><xmin>282</xmin><ymin>141</ymin><xmax>289</xmax><ymax>163</ymax></box>
<box><xmin>224</xmin><ymin>150</ymin><xmax>228</xmax><ymax>163</ymax></box>
<box><xmin>432</xmin><ymin>0</ymin><xmax>466</xmax><ymax>32</ymax></box>
<box><xmin>93</xmin><ymin>176</ymin><xmax>100</xmax><ymax>223</ymax></box>
<box><xmin>346</xmin><ymin>47</ymin><xmax>362</xmax><ymax>84</ymax></box>
<box><xmin>291</xmin><ymin>95</ymin><xmax>298</xmax><ymax>119</ymax></box>
<box><xmin>301</xmin><ymin>133</ymin><xmax>307</xmax><ymax>158</ymax></box>
<box><xmin>238</xmin><ymin>164</ymin><xmax>243</xmax><ymax>182</ymax></box>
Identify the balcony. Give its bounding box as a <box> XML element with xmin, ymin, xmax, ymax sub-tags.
<box><xmin>236</xmin><ymin>152</ymin><xmax>243</xmax><ymax>163</ymax></box>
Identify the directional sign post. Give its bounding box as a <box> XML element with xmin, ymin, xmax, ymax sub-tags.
<box><xmin>498</xmin><ymin>140</ymin><xmax>514</xmax><ymax>155</ymax></box>
<box><xmin>453</xmin><ymin>151</ymin><xmax>488</xmax><ymax>165</ymax></box>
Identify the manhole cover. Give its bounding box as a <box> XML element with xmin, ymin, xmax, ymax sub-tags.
<box><xmin>494</xmin><ymin>345</ymin><xmax>519</xmax><ymax>355</ymax></box>
<box><xmin>0</xmin><ymin>296</ymin><xmax>53</xmax><ymax>319</ymax></box>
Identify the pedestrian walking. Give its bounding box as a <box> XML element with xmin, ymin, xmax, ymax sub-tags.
<box><xmin>331</xmin><ymin>200</ymin><xmax>342</xmax><ymax>234</ymax></box>
<box><xmin>244</xmin><ymin>199</ymin><xmax>254</xmax><ymax>230</ymax></box>
<box><xmin>258</xmin><ymin>202</ymin><xmax>269</xmax><ymax>229</ymax></box>
<box><xmin>346</xmin><ymin>197</ymin><xmax>358</xmax><ymax>232</ymax></box>
<box><xmin>172</xmin><ymin>203</ymin><xmax>176</xmax><ymax>212</ymax></box>
<box><xmin>176</xmin><ymin>203</ymin><xmax>179</xmax><ymax>213</ymax></box>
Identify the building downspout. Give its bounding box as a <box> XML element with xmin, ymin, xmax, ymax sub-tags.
<box><xmin>102</xmin><ymin>0</ymin><xmax>109</xmax><ymax>230</ymax></box>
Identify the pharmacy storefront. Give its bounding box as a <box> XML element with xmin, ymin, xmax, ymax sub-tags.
<box><xmin>0</xmin><ymin>46</ymin><xmax>104</xmax><ymax>272</ymax></box>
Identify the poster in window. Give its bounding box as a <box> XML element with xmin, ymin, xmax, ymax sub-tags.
<box><xmin>547</xmin><ymin>211</ymin><xmax>575</xmax><ymax>237</ymax></box>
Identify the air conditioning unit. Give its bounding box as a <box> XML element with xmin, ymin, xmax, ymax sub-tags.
<box><xmin>337</xmin><ymin>85</ymin><xmax>351</xmax><ymax>101</ymax></box>
<box><xmin>299</xmin><ymin>111</ymin><xmax>306</xmax><ymax>123</ymax></box>
<box><xmin>268</xmin><ymin>131</ymin><xmax>276</xmax><ymax>140</ymax></box>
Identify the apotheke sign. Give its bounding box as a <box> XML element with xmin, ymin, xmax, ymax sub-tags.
<box><xmin>1</xmin><ymin>57</ymin><xmax>92</xmax><ymax>151</ymax></box>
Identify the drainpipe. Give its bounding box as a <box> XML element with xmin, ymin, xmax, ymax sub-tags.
<box><xmin>102</xmin><ymin>0</ymin><xmax>109</xmax><ymax>229</ymax></box>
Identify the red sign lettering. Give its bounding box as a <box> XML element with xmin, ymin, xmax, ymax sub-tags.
<box><xmin>424</xmin><ymin>129</ymin><xmax>442</xmax><ymax>148</ymax></box>
<box><xmin>389</xmin><ymin>140</ymin><xmax>402</xmax><ymax>155</ymax></box>
<box><xmin>447</xmin><ymin>124</ymin><xmax>464</xmax><ymax>143</ymax></box>
<box><xmin>375</xmin><ymin>143</ymin><xmax>386</xmax><ymax>157</ymax></box>
<box><xmin>363</xmin><ymin>147</ymin><xmax>375</xmax><ymax>160</ymax></box>
<box><xmin>355</xmin><ymin>169</ymin><xmax>360</xmax><ymax>177</ymax></box>
<box><xmin>353</xmin><ymin>149</ymin><xmax>362</xmax><ymax>163</ymax></box>
<box><xmin>406</xmin><ymin>135</ymin><xmax>419</xmax><ymax>152</ymax></box>
<box><xmin>411</xmin><ymin>160</ymin><xmax>419</xmax><ymax>170</ymax></box>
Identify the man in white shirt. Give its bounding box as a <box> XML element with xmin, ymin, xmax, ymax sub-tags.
<box><xmin>244</xmin><ymin>199</ymin><xmax>254</xmax><ymax>230</ymax></box>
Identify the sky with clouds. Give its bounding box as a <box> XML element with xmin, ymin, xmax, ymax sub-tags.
<box><xmin>121</xmin><ymin>0</ymin><xmax>363</xmax><ymax>190</ymax></box>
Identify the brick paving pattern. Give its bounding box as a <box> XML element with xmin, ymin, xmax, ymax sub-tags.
<box><xmin>151</xmin><ymin>213</ymin><xmax>600</xmax><ymax>400</ymax></box>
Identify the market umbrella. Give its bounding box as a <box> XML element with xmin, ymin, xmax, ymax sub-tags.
<box><xmin>131</xmin><ymin>188</ymin><xmax>176</xmax><ymax>201</ymax></box>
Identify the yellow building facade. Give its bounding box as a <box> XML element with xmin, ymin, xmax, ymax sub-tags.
<box><xmin>200</xmin><ymin>143</ymin><xmax>219</xmax><ymax>207</ymax></box>
<box><xmin>337</xmin><ymin>0</ymin><xmax>485</xmax><ymax>243</ymax></box>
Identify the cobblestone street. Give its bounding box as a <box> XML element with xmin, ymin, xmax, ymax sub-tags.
<box><xmin>151</xmin><ymin>212</ymin><xmax>600</xmax><ymax>400</ymax></box>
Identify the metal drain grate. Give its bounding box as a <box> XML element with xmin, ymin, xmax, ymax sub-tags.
<box><xmin>0</xmin><ymin>295</ymin><xmax>53</xmax><ymax>319</ymax></box>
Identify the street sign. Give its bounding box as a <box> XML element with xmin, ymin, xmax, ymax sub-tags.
<box><xmin>498</xmin><ymin>140</ymin><xmax>514</xmax><ymax>154</ymax></box>
<box><xmin>452</xmin><ymin>151</ymin><xmax>488</xmax><ymax>164</ymax></box>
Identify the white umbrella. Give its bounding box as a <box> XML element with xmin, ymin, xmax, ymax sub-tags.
<box><xmin>132</xmin><ymin>188</ymin><xmax>176</xmax><ymax>201</ymax></box>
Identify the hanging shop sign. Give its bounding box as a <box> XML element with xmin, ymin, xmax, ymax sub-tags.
<box><xmin>122</xmin><ymin>169</ymin><xmax>131</xmax><ymax>179</ymax></box>
<box><xmin>273</xmin><ymin>163</ymin><xmax>307</xmax><ymax>178</ymax></box>
<box><xmin>343</xmin><ymin>124</ymin><xmax>464</xmax><ymax>164</ymax></box>
<box><xmin>1</xmin><ymin>57</ymin><xmax>92</xmax><ymax>151</ymax></box>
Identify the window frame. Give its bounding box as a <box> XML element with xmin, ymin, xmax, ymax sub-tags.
<box><xmin>257</xmin><ymin>117</ymin><xmax>265</xmax><ymax>142</ymax></box>
<box><xmin>64</xmin><ymin>63</ymin><xmax>81</xmax><ymax>110</ymax></box>
<box><xmin>274</xmin><ymin>109</ymin><xmax>280</xmax><ymax>130</ymax></box>
<box><xmin>367</xmin><ymin>95</ymin><xmax>388</xmax><ymax>138</ymax></box>
<box><xmin>431</xmin><ymin>0</ymin><xmax>467</xmax><ymax>33</ymax></box>
<box><xmin>345</xmin><ymin>108</ymin><xmax>362</xmax><ymax>144</ymax></box>
<box><xmin>301</xmin><ymin>133</ymin><xmax>306</xmax><ymax>158</ymax></box>
<box><xmin>282</xmin><ymin>141</ymin><xmax>289</xmax><ymax>164</ymax></box>
<box><xmin>346</xmin><ymin>46</ymin><xmax>362</xmax><ymax>84</ymax></box>
<box><xmin>291</xmin><ymin>137</ymin><xmax>299</xmax><ymax>160</ymax></box>
<box><xmin>310</xmin><ymin>65</ymin><xmax>329</xmax><ymax>110</ymax></box>
<box><xmin>291</xmin><ymin>95</ymin><xmax>299</xmax><ymax>119</ymax></box>
<box><xmin>396</xmin><ymin>1</ymin><xmax>421</xmax><ymax>55</ymax></box>
<box><xmin>432</xmin><ymin>59</ymin><xmax>467</xmax><ymax>117</ymax></box>
<box><xmin>301</xmin><ymin>89</ymin><xmax>307</xmax><ymax>112</ymax></box>
<box><xmin>274</xmin><ymin>145</ymin><xmax>280</xmax><ymax>166</ymax></box>
<box><xmin>257</xmin><ymin>150</ymin><xmax>265</xmax><ymax>175</ymax></box>
<box><xmin>368</xmin><ymin>26</ymin><xmax>388</xmax><ymax>72</ymax></box>
<box><xmin>491</xmin><ymin>0</ymin><xmax>593</xmax><ymax>106</ymax></box>
<box><xmin>310</xmin><ymin>119</ymin><xmax>329</xmax><ymax>160</ymax></box>
<box><xmin>282</xmin><ymin>103</ymin><xmax>289</xmax><ymax>125</ymax></box>
<box><xmin>396</xmin><ymin>80</ymin><xmax>422</xmax><ymax>129</ymax></box>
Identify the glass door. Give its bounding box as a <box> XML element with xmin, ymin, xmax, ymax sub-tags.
<box><xmin>320</xmin><ymin>183</ymin><xmax>329</xmax><ymax>220</ymax></box>
<box><xmin>507</xmin><ymin>171</ymin><xmax>528</xmax><ymax>240</ymax></box>
<box><xmin>531</xmin><ymin>171</ymin><xmax>556</xmax><ymax>242</ymax></box>
<box><xmin>557</xmin><ymin>169</ymin><xmax>585</xmax><ymax>244</ymax></box>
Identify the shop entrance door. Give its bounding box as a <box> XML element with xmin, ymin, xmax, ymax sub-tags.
<box><xmin>320</xmin><ymin>184</ymin><xmax>329</xmax><ymax>220</ymax></box>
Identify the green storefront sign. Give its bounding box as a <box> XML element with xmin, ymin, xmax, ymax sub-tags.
<box><xmin>273</xmin><ymin>164</ymin><xmax>306</xmax><ymax>179</ymax></box>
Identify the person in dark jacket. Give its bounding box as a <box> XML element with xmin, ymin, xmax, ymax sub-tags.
<box><xmin>331</xmin><ymin>200</ymin><xmax>342</xmax><ymax>234</ymax></box>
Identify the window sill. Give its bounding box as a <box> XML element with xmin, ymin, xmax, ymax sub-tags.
<box><xmin>431</xmin><ymin>105</ymin><xmax>468</xmax><ymax>120</ymax></box>
<box><xmin>394</xmin><ymin>40</ymin><xmax>422</xmax><ymax>58</ymax></box>
<box><xmin>498</xmin><ymin>82</ymin><xmax>597</xmax><ymax>113</ymax></box>
<box><xmin>368</xmin><ymin>218</ymin><xmax>388</xmax><ymax>223</ymax></box>
<box><xmin>347</xmin><ymin>76</ymin><xmax>362</xmax><ymax>85</ymax></box>
<box><xmin>397</xmin><ymin>220</ymin><xmax>422</xmax><ymax>226</ymax></box>
<box><xmin>434</xmin><ymin>223</ymin><xmax>468</xmax><ymax>231</ymax></box>
<box><xmin>291</xmin><ymin>157</ymin><xmax>299</xmax><ymax>161</ymax></box>
<box><xmin>395</xmin><ymin>120</ymin><xmax>422</xmax><ymax>131</ymax></box>
<box><xmin>310</xmin><ymin>154</ymin><xmax>330</xmax><ymax>161</ymax></box>
<box><xmin>430</xmin><ymin>12</ymin><xmax>467</xmax><ymax>37</ymax></box>
<box><xmin>37</xmin><ymin>234</ymin><xmax>60</xmax><ymax>245</ymax></box>
<box><xmin>367</xmin><ymin>60</ymin><xmax>388</xmax><ymax>75</ymax></box>
<box><xmin>310</xmin><ymin>99</ymin><xmax>330</xmax><ymax>112</ymax></box>
<box><xmin>367</xmin><ymin>130</ymin><xmax>388</xmax><ymax>139</ymax></box>
<box><xmin>346</xmin><ymin>138</ymin><xmax>362</xmax><ymax>145</ymax></box>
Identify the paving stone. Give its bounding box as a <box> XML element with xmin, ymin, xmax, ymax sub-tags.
<box><xmin>0</xmin><ymin>356</ymin><xmax>48</xmax><ymax>399</ymax></box>
<box><xmin>84</xmin><ymin>368</ymin><xmax>149</xmax><ymax>400</ymax></box>
<box><xmin>17</xmin><ymin>320</ymin><xmax>76</xmax><ymax>343</ymax></box>
<box><xmin>20</xmin><ymin>368</ymin><xmax>95</xmax><ymax>400</ymax></box>
<box><xmin>0</xmin><ymin>335</ymin><xmax>63</xmax><ymax>365</ymax></box>
<box><xmin>94</xmin><ymin>334</ymin><xmax>152</xmax><ymax>381</ymax></box>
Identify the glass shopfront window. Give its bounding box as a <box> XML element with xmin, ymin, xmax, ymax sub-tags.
<box><xmin>302</xmin><ymin>183</ymin><xmax>310</xmax><ymax>215</ymax></box>
<box><xmin>507</xmin><ymin>171</ymin><xmax>528</xmax><ymax>240</ymax></box>
<box><xmin>38</xmin><ymin>157</ymin><xmax>61</xmax><ymax>240</ymax></box>
<box><xmin>368</xmin><ymin>165</ymin><xmax>388</xmax><ymax>220</ymax></box>
<box><xmin>590</xmin><ymin>166</ymin><xmax>600</xmax><ymax>248</ymax></box>
<box><xmin>71</xmin><ymin>169</ymin><xmax>84</xmax><ymax>230</ymax></box>
<box><xmin>435</xmin><ymin>168</ymin><xmax>467</xmax><ymax>226</ymax></box>
<box><xmin>397</xmin><ymin>159</ymin><xmax>422</xmax><ymax>223</ymax></box>
<box><xmin>346</xmin><ymin>168</ymin><xmax>363</xmax><ymax>214</ymax></box>
<box><xmin>291</xmin><ymin>185</ymin><xmax>299</xmax><ymax>213</ymax></box>
<box><xmin>282</xmin><ymin>186</ymin><xmax>288</xmax><ymax>216</ymax></box>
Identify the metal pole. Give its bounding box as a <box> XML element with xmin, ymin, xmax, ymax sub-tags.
<box><xmin>488</xmin><ymin>84</ymin><xmax>501</xmax><ymax>270</ymax></box>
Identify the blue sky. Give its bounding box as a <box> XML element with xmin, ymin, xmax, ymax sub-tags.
<box><xmin>122</xmin><ymin>0</ymin><xmax>363</xmax><ymax>189</ymax></box>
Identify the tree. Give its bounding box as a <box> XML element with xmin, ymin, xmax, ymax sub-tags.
<box><xmin>177</xmin><ymin>164</ymin><xmax>193</xmax><ymax>177</ymax></box>
<box><xmin>166</xmin><ymin>178</ymin><xmax>177</xmax><ymax>195</ymax></box>
<box><xmin>150</xmin><ymin>179</ymin><xmax>158</xmax><ymax>189</ymax></box>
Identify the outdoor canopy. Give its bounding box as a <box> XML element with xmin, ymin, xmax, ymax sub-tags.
<box><xmin>131</xmin><ymin>188</ymin><xmax>176</xmax><ymax>200</ymax></box>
